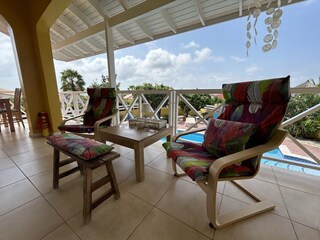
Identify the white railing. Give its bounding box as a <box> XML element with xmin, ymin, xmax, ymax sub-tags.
<box><xmin>58</xmin><ymin>88</ymin><xmax>320</xmax><ymax>171</ymax></box>
<box><xmin>59</xmin><ymin>91</ymin><xmax>88</xmax><ymax>122</ymax></box>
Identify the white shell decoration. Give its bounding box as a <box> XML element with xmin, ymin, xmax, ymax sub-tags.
<box><xmin>246</xmin><ymin>0</ymin><xmax>283</xmax><ymax>55</ymax></box>
<box><xmin>267</xmin><ymin>26</ymin><xmax>272</xmax><ymax>33</ymax></box>
<box><xmin>273</xmin><ymin>9</ymin><xmax>283</xmax><ymax>19</ymax></box>
<box><xmin>271</xmin><ymin>19</ymin><xmax>281</xmax><ymax>29</ymax></box>
<box><xmin>247</xmin><ymin>22</ymin><xmax>251</xmax><ymax>31</ymax></box>
<box><xmin>262</xmin><ymin>44</ymin><xmax>272</xmax><ymax>52</ymax></box>
<box><xmin>265</xmin><ymin>17</ymin><xmax>273</xmax><ymax>25</ymax></box>
<box><xmin>246</xmin><ymin>41</ymin><xmax>251</xmax><ymax>49</ymax></box>
<box><xmin>264</xmin><ymin>34</ymin><xmax>273</xmax><ymax>43</ymax></box>
<box><xmin>253</xmin><ymin>8</ymin><xmax>261</xmax><ymax>18</ymax></box>
<box><xmin>266</xmin><ymin>7</ymin><xmax>275</xmax><ymax>15</ymax></box>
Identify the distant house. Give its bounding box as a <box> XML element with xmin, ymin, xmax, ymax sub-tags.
<box><xmin>295</xmin><ymin>79</ymin><xmax>318</xmax><ymax>88</ymax></box>
<box><xmin>292</xmin><ymin>79</ymin><xmax>319</xmax><ymax>96</ymax></box>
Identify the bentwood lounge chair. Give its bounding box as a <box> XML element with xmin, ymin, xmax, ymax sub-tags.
<box><xmin>58</xmin><ymin>88</ymin><xmax>118</xmax><ymax>141</ymax></box>
<box><xmin>163</xmin><ymin>76</ymin><xmax>290</xmax><ymax>229</ymax></box>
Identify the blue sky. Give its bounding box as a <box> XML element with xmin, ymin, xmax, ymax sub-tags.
<box><xmin>0</xmin><ymin>0</ymin><xmax>319</xmax><ymax>90</ymax></box>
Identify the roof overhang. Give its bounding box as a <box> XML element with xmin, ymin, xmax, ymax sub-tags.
<box><xmin>1</xmin><ymin>0</ymin><xmax>306</xmax><ymax>62</ymax></box>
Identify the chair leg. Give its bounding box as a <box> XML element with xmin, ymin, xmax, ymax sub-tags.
<box><xmin>18</xmin><ymin>112</ymin><xmax>25</xmax><ymax>128</ymax></box>
<box><xmin>171</xmin><ymin>159</ymin><xmax>186</xmax><ymax>177</ymax></box>
<box><xmin>206</xmin><ymin>177</ymin><xmax>275</xmax><ymax>229</ymax></box>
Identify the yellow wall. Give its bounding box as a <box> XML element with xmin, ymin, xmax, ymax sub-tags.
<box><xmin>0</xmin><ymin>0</ymin><xmax>71</xmax><ymax>136</ymax></box>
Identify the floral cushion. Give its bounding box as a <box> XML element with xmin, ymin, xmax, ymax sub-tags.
<box><xmin>162</xmin><ymin>141</ymin><xmax>255</xmax><ymax>181</ymax></box>
<box><xmin>47</xmin><ymin>133</ymin><xmax>114</xmax><ymax>160</ymax></box>
<box><xmin>202</xmin><ymin>119</ymin><xmax>256</xmax><ymax>158</ymax></box>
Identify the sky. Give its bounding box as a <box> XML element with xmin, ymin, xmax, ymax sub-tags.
<box><xmin>0</xmin><ymin>0</ymin><xmax>319</xmax><ymax>91</ymax></box>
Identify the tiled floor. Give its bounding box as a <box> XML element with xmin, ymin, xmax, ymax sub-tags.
<box><xmin>1</xmin><ymin>125</ymin><xmax>320</xmax><ymax>240</ymax></box>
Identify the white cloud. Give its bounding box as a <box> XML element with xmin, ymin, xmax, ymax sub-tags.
<box><xmin>0</xmin><ymin>33</ymin><xmax>20</xmax><ymax>90</ymax></box>
<box><xmin>231</xmin><ymin>55</ymin><xmax>247</xmax><ymax>62</ymax></box>
<box><xmin>55</xmin><ymin>47</ymin><xmax>224</xmax><ymax>90</ymax></box>
<box><xmin>212</xmin><ymin>56</ymin><xmax>226</xmax><ymax>62</ymax></box>
<box><xmin>144</xmin><ymin>42</ymin><xmax>158</xmax><ymax>50</ymax></box>
<box><xmin>180</xmin><ymin>41</ymin><xmax>200</xmax><ymax>49</ymax></box>
<box><xmin>245</xmin><ymin>65</ymin><xmax>259</xmax><ymax>75</ymax></box>
<box><xmin>194</xmin><ymin>48</ymin><xmax>212</xmax><ymax>62</ymax></box>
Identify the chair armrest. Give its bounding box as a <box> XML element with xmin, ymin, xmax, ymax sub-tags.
<box><xmin>60</xmin><ymin>114</ymin><xmax>85</xmax><ymax>126</ymax></box>
<box><xmin>208</xmin><ymin>129</ymin><xmax>288</xmax><ymax>179</ymax></box>
<box><xmin>93</xmin><ymin>109</ymin><xmax>119</xmax><ymax>131</ymax></box>
<box><xmin>173</xmin><ymin>127</ymin><xmax>207</xmax><ymax>142</ymax></box>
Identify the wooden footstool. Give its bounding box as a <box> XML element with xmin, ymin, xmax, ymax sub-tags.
<box><xmin>47</xmin><ymin>133</ymin><xmax>120</xmax><ymax>223</ymax></box>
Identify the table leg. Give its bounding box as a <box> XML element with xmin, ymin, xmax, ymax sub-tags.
<box><xmin>166</xmin><ymin>134</ymin><xmax>171</xmax><ymax>142</ymax></box>
<box><xmin>134</xmin><ymin>143</ymin><xmax>145</xmax><ymax>182</ymax></box>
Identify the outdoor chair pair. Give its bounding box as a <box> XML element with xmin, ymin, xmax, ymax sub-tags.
<box><xmin>0</xmin><ymin>88</ymin><xmax>25</xmax><ymax>130</ymax></box>
<box><xmin>163</xmin><ymin>76</ymin><xmax>290</xmax><ymax>228</ymax></box>
<box><xmin>58</xmin><ymin>88</ymin><xmax>117</xmax><ymax>141</ymax></box>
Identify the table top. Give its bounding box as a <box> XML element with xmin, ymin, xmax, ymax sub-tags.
<box><xmin>98</xmin><ymin>125</ymin><xmax>172</xmax><ymax>142</ymax></box>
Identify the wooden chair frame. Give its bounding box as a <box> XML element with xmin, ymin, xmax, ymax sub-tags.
<box><xmin>59</xmin><ymin>109</ymin><xmax>118</xmax><ymax>141</ymax></box>
<box><xmin>171</xmin><ymin>128</ymin><xmax>287</xmax><ymax>229</ymax></box>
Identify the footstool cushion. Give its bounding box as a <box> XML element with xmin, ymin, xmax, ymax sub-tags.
<box><xmin>47</xmin><ymin>133</ymin><xmax>113</xmax><ymax>160</ymax></box>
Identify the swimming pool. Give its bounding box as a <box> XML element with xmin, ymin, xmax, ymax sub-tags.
<box><xmin>165</xmin><ymin>131</ymin><xmax>320</xmax><ymax>176</ymax></box>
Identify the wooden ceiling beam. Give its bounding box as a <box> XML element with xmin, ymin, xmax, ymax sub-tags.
<box><xmin>116</xmin><ymin>27</ymin><xmax>135</xmax><ymax>44</ymax></box>
<box><xmin>193</xmin><ymin>0</ymin><xmax>205</xmax><ymax>26</ymax></box>
<box><xmin>68</xmin><ymin>3</ymin><xmax>92</xmax><ymax>27</ymax></box>
<box><xmin>161</xmin><ymin>9</ymin><xmax>177</xmax><ymax>33</ymax></box>
<box><xmin>87</xmin><ymin>0</ymin><xmax>108</xmax><ymax>17</ymax></box>
<box><xmin>136</xmin><ymin>19</ymin><xmax>154</xmax><ymax>40</ymax></box>
<box><xmin>52</xmin><ymin>0</ymin><xmax>174</xmax><ymax>51</ymax></box>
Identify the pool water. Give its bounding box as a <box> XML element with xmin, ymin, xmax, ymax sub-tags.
<box><xmin>164</xmin><ymin>131</ymin><xmax>320</xmax><ymax>176</ymax></box>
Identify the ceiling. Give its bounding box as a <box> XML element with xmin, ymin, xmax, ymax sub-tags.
<box><xmin>2</xmin><ymin>0</ymin><xmax>305</xmax><ymax>62</ymax></box>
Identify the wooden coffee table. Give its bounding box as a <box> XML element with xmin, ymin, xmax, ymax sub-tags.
<box><xmin>98</xmin><ymin>125</ymin><xmax>172</xmax><ymax>182</ymax></box>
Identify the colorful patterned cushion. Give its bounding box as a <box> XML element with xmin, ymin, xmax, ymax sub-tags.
<box><xmin>83</xmin><ymin>88</ymin><xmax>116</xmax><ymax>127</ymax></box>
<box><xmin>222</xmin><ymin>76</ymin><xmax>290</xmax><ymax>105</ymax></box>
<box><xmin>58</xmin><ymin>125</ymin><xmax>94</xmax><ymax>133</ymax></box>
<box><xmin>202</xmin><ymin>119</ymin><xmax>256</xmax><ymax>158</ymax></box>
<box><xmin>163</xmin><ymin>141</ymin><xmax>255</xmax><ymax>181</ymax></box>
<box><xmin>47</xmin><ymin>133</ymin><xmax>114</xmax><ymax>160</ymax></box>
<box><xmin>219</xmin><ymin>76</ymin><xmax>290</xmax><ymax>146</ymax></box>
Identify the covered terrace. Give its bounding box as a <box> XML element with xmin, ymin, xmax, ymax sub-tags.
<box><xmin>0</xmin><ymin>0</ymin><xmax>320</xmax><ymax>240</ymax></box>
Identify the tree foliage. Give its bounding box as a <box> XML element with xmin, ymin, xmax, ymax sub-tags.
<box><xmin>284</xmin><ymin>93</ymin><xmax>320</xmax><ymax>139</ymax></box>
<box><xmin>90</xmin><ymin>74</ymin><xmax>120</xmax><ymax>89</ymax></box>
<box><xmin>179</xmin><ymin>94</ymin><xmax>224</xmax><ymax>118</ymax></box>
<box><xmin>128</xmin><ymin>83</ymin><xmax>173</xmax><ymax>110</ymax></box>
<box><xmin>60</xmin><ymin>69</ymin><xmax>85</xmax><ymax>91</ymax></box>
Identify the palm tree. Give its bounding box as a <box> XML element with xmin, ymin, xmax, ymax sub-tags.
<box><xmin>60</xmin><ymin>69</ymin><xmax>85</xmax><ymax>91</ymax></box>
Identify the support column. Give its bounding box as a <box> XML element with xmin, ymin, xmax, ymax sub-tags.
<box><xmin>0</xmin><ymin>0</ymin><xmax>72</xmax><ymax>136</ymax></box>
<box><xmin>105</xmin><ymin>17</ymin><xmax>116</xmax><ymax>88</ymax></box>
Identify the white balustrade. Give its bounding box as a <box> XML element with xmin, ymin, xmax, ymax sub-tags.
<box><xmin>58</xmin><ymin>88</ymin><xmax>320</xmax><ymax>170</ymax></box>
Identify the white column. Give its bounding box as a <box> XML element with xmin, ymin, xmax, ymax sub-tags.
<box><xmin>104</xmin><ymin>17</ymin><xmax>116</xmax><ymax>88</ymax></box>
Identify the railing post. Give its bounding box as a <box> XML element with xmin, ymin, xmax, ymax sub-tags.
<box><xmin>72</xmin><ymin>92</ymin><xmax>80</xmax><ymax>123</ymax></box>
